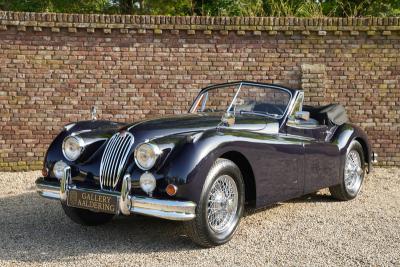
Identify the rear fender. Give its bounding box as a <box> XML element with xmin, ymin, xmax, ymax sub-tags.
<box><xmin>331</xmin><ymin>123</ymin><xmax>372</xmax><ymax>180</ymax></box>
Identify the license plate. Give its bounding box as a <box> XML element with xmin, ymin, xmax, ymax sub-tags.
<box><xmin>67</xmin><ymin>190</ymin><xmax>118</xmax><ymax>214</ymax></box>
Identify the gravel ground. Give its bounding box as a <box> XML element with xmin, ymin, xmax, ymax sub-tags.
<box><xmin>0</xmin><ymin>168</ymin><xmax>399</xmax><ymax>266</ymax></box>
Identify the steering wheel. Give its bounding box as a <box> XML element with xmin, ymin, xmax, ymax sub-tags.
<box><xmin>268</xmin><ymin>105</ymin><xmax>284</xmax><ymax>115</ymax></box>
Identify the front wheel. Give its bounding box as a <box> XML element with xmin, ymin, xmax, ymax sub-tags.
<box><xmin>330</xmin><ymin>140</ymin><xmax>365</xmax><ymax>200</ymax></box>
<box><xmin>184</xmin><ymin>158</ymin><xmax>245</xmax><ymax>247</ymax></box>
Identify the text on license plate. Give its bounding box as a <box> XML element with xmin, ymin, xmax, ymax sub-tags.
<box><xmin>67</xmin><ymin>190</ymin><xmax>118</xmax><ymax>214</ymax></box>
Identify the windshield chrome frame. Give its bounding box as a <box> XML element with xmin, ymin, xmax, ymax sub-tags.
<box><xmin>226</xmin><ymin>83</ymin><xmax>243</xmax><ymax>114</ymax></box>
<box><xmin>189</xmin><ymin>81</ymin><xmax>293</xmax><ymax>120</ymax></box>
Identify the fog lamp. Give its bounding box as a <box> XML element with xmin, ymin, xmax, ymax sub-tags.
<box><xmin>53</xmin><ymin>160</ymin><xmax>68</xmax><ymax>180</ymax></box>
<box><xmin>139</xmin><ymin>172</ymin><xmax>156</xmax><ymax>196</ymax></box>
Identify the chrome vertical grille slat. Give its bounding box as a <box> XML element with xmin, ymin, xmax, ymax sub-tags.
<box><xmin>111</xmin><ymin>137</ymin><xmax>131</xmax><ymax>185</ymax></box>
<box><xmin>107</xmin><ymin>137</ymin><xmax>128</xmax><ymax>186</ymax></box>
<box><xmin>101</xmin><ymin>135</ymin><xmax>116</xmax><ymax>189</ymax></box>
<box><xmin>114</xmin><ymin>139</ymin><xmax>131</xmax><ymax>178</ymax></box>
<box><xmin>107</xmin><ymin>135</ymin><xmax>127</xmax><ymax>187</ymax></box>
<box><xmin>103</xmin><ymin>136</ymin><xmax>119</xmax><ymax>187</ymax></box>
<box><xmin>102</xmin><ymin>136</ymin><xmax>118</xmax><ymax>187</ymax></box>
<box><xmin>117</xmin><ymin>141</ymin><xmax>133</xmax><ymax>180</ymax></box>
<box><xmin>100</xmin><ymin>132</ymin><xmax>134</xmax><ymax>191</ymax></box>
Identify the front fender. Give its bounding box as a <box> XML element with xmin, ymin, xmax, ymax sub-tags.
<box><xmin>158</xmin><ymin>129</ymin><xmax>256</xmax><ymax>203</ymax></box>
<box><xmin>44</xmin><ymin>120</ymin><xmax>124</xmax><ymax>176</ymax></box>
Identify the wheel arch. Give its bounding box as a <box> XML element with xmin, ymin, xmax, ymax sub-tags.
<box><xmin>332</xmin><ymin>123</ymin><xmax>372</xmax><ymax>174</ymax></box>
<box><xmin>219</xmin><ymin>151</ymin><xmax>256</xmax><ymax>206</ymax></box>
<box><xmin>354</xmin><ymin>136</ymin><xmax>371</xmax><ymax>172</ymax></box>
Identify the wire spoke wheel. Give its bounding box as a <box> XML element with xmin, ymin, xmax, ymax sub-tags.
<box><xmin>206</xmin><ymin>175</ymin><xmax>238</xmax><ymax>233</ymax></box>
<box><xmin>184</xmin><ymin>159</ymin><xmax>244</xmax><ymax>247</ymax></box>
<box><xmin>344</xmin><ymin>150</ymin><xmax>363</xmax><ymax>194</ymax></box>
<box><xmin>329</xmin><ymin>140</ymin><xmax>365</xmax><ymax>201</ymax></box>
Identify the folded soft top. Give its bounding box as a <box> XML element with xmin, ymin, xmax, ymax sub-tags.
<box><xmin>303</xmin><ymin>104</ymin><xmax>348</xmax><ymax>126</ymax></box>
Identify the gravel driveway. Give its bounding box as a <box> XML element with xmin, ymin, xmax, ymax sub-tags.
<box><xmin>0</xmin><ymin>168</ymin><xmax>399</xmax><ymax>266</ymax></box>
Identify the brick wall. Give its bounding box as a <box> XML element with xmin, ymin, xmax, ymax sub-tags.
<box><xmin>0</xmin><ymin>12</ymin><xmax>399</xmax><ymax>171</ymax></box>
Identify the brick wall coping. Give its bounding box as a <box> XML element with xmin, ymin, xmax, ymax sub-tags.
<box><xmin>1</xmin><ymin>11</ymin><xmax>399</xmax><ymax>35</ymax></box>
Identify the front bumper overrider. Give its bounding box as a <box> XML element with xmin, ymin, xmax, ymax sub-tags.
<box><xmin>35</xmin><ymin>166</ymin><xmax>196</xmax><ymax>221</ymax></box>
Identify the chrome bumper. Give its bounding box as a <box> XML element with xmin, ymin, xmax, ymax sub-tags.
<box><xmin>35</xmin><ymin>167</ymin><xmax>196</xmax><ymax>221</ymax></box>
<box><xmin>372</xmin><ymin>152</ymin><xmax>378</xmax><ymax>164</ymax></box>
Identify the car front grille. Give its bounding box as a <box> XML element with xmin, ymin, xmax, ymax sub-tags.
<box><xmin>99</xmin><ymin>132</ymin><xmax>134</xmax><ymax>191</ymax></box>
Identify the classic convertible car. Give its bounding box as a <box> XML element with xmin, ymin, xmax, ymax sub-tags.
<box><xmin>36</xmin><ymin>81</ymin><xmax>374</xmax><ymax>247</ymax></box>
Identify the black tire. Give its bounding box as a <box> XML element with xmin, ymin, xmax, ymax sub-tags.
<box><xmin>184</xmin><ymin>158</ymin><xmax>245</xmax><ymax>247</ymax></box>
<box><xmin>330</xmin><ymin>140</ymin><xmax>365</xmax><ymax>201</ymax></box>
<box><xmin>62</xmin><ymin>203</ymin><xmax>114</xmax><ymax>226</ymax></box>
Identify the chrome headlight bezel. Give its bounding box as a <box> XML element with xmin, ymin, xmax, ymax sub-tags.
<box><xmin>134</xmin><ymin>142</ymin><xmax>162</xmax><ymax>171</ymax></box>
<box><xmin>62</xmin><ymin>135</ymin><xmax>85</xmax><ymax>161</ymax></box>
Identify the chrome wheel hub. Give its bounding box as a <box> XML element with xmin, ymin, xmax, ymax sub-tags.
<box><xmin>344</xmin><ymin>150</ymin><xmax>363</xmax><ymax>194</ymax></box>
<box><xmin>206</xmin><ymin>175</ymin><xmax>238</xmax><ymax>233</ymax></box>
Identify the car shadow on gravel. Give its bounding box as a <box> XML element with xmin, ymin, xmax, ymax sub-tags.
<box><xmin>0</xmin><ymin>190</ymin><xmax>336</xmax><ymax>262</ymax></box>
<box><xmin>243</xmin><ymin>192</ymin><xmax>334</xmax><ymax>217</ymax></box>
<box><xmin>286</xmin><ymin>191</ymin><xmax>335</xmax><ymax>203</ymax></box>
<box><xmin>0</xmin><ymin>192</ymin><xmax>199</xmax><ymax>263</ymax></box>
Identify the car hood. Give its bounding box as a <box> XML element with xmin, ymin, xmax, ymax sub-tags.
<box><xmin>66</xmin><ymin>113</ymin><xmax>269</xmax><ymax>157</ymax></box>
<box><xmin>121</xmin><ymin>113</ymin><xmax>267</xmax><ymax>142</ymax></box>
<box><xmin>45</xmin><ymin>112</ymin><xmax>272</xmax><ymax>184</ymax></box>
<box><xmin>125</xmin><ymin>113</ymin><xmax>220</xmax><ymax>138</ymax></box>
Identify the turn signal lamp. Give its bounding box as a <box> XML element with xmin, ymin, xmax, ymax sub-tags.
<box><xmin>166</xmin><ymin>184</ymin><xmax>178</xmax><ymax>196</ymax></box>
<box><xmin>42</xmin><ymin>167</ymin><xmax>49</xmax><ymax>177</ymax></box>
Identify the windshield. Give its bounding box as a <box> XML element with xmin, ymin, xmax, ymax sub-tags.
<box><xmin>190</xmin><ymin>83</ymin><xmax>292</xmax><ymax>118</ymax></box>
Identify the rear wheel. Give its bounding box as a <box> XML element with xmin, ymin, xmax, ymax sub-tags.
<box><xmin>330</xmin><ymin>140</ymin><xmax>365</xmax><ymax>200</ymax></box>
<box><xmin>184</xmin><ymin>158</ymin><xmax>245</xmax><ymax>247</ymax></box>
<box><xmin>62</xmin><ymin>204</ymin><xmax>114</xmax><ymax>226</ymax></box>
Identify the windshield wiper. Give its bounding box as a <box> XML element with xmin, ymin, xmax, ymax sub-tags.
<box><xmin>198</xmin><ymin>109</ymin><xmax>225</xmax><ymax>113</ymax></box>
<box><xmin>239</xmin><ymin>110</ymin><xmax>280</xmax><ymax>118</ymax></box>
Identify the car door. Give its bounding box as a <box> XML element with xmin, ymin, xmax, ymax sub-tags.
<box><xmin>231</xmin><ymin>84</ymin><xmax>305</xmax><ymax>205</ymax></box>
<box><xmin>257</xmin><ymin>128</ymin><xmax>305</xmax><ymax>204</ymax></box>
<box><xmin>285</xmin><ymin>93</ymin><xmax>341</xmax><ymax>194</ymax></box>
<box><xmin>229</xmin><ymin>119</ymin><xmax>305</xmax><ymax>207</ymax></box>
<box><xmin>285</xmin><ymin>123</ymin><xmax>340</xmax><ymax>193</ymax></box>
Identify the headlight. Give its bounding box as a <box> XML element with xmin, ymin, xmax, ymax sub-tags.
<box><xmin>53</xmin><ymin>160</ymin><xmax>68</xmax><ymax>179</ymax></box>
<box><xmin>62</xmin><ymin>135</ymin><xmax>85</xmax><ymax>161</ymax></box>
<box><xmin>139</xmin><ymin>172</ymin><xmax>156</xmax><ymax>195</ymax></box>
<box><xmin>134</xmin><ymin>143</ymin><xmax>161</xmax><ymax>170</ymax></box>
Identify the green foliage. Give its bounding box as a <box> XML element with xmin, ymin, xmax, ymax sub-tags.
<box><xmin>140</xmin><ymin>0</ymin><xmax>193</xmax><ymax>15</ymax></box>
<box><xmin>0</xmin><ymin>0</ymin><xmax>399</xmax><ymax>17</ymax></box>
<box><xmin>322</xmin><ymin>0</ymin><xmax>400</xmax><ymax>17</ymax></box>
<box><xmin>192</xmin><ymin>0</ymin><xmax>265</xmax><ymax>16</ymax></box>
<box><xmin>0</xmin><ymin>0</ymin><xmax>111</xmax><ymax>13</ymax></box>
<box><xmin>263</xmin><ymin>0</ymin><xmax>323</xmax><ymax>17</ymax></box>
<box><xmin>104</xmin><ymin>0</ymin><xmax>192</xmax><ymax>15</ymax></box>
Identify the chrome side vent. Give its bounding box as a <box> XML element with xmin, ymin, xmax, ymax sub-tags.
<box><xmin>100</xmin><ymin>132</ymin><xmax>134</xmax><ymax>191</ymax></box>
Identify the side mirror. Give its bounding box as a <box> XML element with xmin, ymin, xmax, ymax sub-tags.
<box><xmin>221</xmin><ymin>112</ymin><xmax>235</xmax><ymax>127</ymax></box>
<box><xmin>295</xmin><ymin>111</ymin><xmax>310</xmax><ymax>121</ymax></box>
<box><xmin>90</xmin><ymin>106</ymin><xmax>97</xmax><ymax>120</ymax></box>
